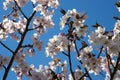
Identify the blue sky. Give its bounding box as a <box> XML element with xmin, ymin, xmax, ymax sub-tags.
<box><xmin>0</xmin><ymin>0</ymin><xmax>120</xmax><ymax>80</ymax></box>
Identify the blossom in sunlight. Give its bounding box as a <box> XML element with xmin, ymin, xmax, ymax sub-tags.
<box><xmin>59</xmin><ymin>9</ymin><xmax>87</xmax><ymax>30</ymax></box>
<box><xmin>3</xmin><ymin>0</ymin><xmax>13</xmax><ymax>10</ymax></box>
<box><xmin>74</xmin><ymin>25</ymin><xmax>88</xmax><ymax>38</ymax></box>
<box><xmin>116</xmin><ymin>1</ymin><xmax>120</xmax><ymax>12</ymax></box>
<box><xmin>59</xmin><ymin>9</ymin><xmax>87</xmax><ymax>38</ymax></box>
<box><xmin>0</xmin><ymin>17</ymin><xmax>27</xmax><ymax>41</ymax></box>
<box><xmin>40</xmin><ymin>16</ymin><xmax>54</xmax><ymax>28</ymax></box>
<box><xmin>77</xmin><ymin>46</ymin><xmax>101</xmax><ymax>75</ymax></box>
<box><xmin>46</xmin><ymin>33</ymin><xmax>75</xmax><ymax>58</ymax></box>
<box><xmin>3</xmin><ymin>17</ymin><xmax>16</xmax><ymax>33</ymax></box>
<box><xmin>17</xmin><ymin>18</ymin><xmax>27</xmax><ymax>33</ymax></box>
<box><xmin>15</xmin><ymin>0</ymin><xmax>29</xmax><ymax>7</ymax></box>
<box><xmin>0</xmin><ymin>29</ymin><xmax>8</xmax><ymax>40</ymax></box>
<box><xmin>89</xmin><ymin>24</ymin><xmax>120</xmax><ymax>57</ymax></box>
<box><xmin>33</xmin><ymin>16</ymin><xmax>54</xmax><ymax>35</ymax></box>
<box><xmin>114</xmin><ymin>20</ymin><xmax>120</xmax><ymax>34</ymax></box>
<box><xmin>48</xmin><ymin>58</ymin><xmax>67</xmax><ymax>71</ymax></box>
<box><xmin>95</xmin><ymin>26</ymin><xmax>105</xmax><ymax>34</ymax></box>
<box><xmin>88</xmin><ymin>26</ymin><xmax>106</xmax><ymax>46</ymax></box>
<box><xmin>117</xmin><ymin>7</ymin><xmax>120</xmax><ymax>12</ymax></box>
<box><xmin>33</xmin><ymin>0</ymin><xmax>59</xmax><ymax>15</ymax></box>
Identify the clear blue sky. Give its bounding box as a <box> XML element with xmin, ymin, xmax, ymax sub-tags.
<box><xmin>0</xmin><ymin>0</ymin><xmax>120</xmax><ymax>80</ymax></box>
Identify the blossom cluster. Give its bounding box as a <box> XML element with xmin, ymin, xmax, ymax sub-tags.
<box><xmin>46</xmin><ymin>33</ymin><xmax>75</xmax><ymax>58</ymax></box>
<box><xmin>59</xmin><ymin>9</ymin><xmax>88</xmax><ymax>38</ymax></box>
<box><xmin>0</xmin><ymin>17</ymin><xmax>27</xmax><ymax>41</ymax></box>
<box><xmin>77</xmin><ymin>46</ymin><xmax>101</xmax><ymax>75</ymax></box>
<box><xmin>32</xmin><ymin>0</ymin><xmax>59</xmax><ymax>15</ymax></box>
<box><xmin>88</xmin><ymin>20</ymin><xmax>120</xmax><ymax>79</ymax></box>
<box><xmin>12</xmin><ymin>49</ymin><xmax>68</xmax><ymax>80</ymax></box>
<box><xmin>88</xmin><ymin>24</ymin><xmax>120</xmax><ymax>57</ymax></box>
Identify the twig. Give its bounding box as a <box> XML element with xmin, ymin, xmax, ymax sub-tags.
<box><xmin>105</xmin><ymin>49</ymin><xmax>112</xmax><ymax>77</ymax></box>
<box><xmin>79</xmin><ymin>61</ymin><xmax>92</xmax><ymax>80</ymax></box>
<box><xmin>97</xmin><ymin>46</ymin><xmax>103</xmax><ymax>58</ymax></box>
<box><xmin>0</xmin><ymin>41</ymin><xmax>14</xmax><ymax>54</ymax></box>
<box><xmin>74</xmin><ymin>40</ymin><xmax>79</xmax><ymax>56</ymax></box>
<box><xmin>21</xmin><ymin>44</ymin><xmax>33</xmax><ymax>48</ymax></box>
<box><xmin>62</xmin><ymin>51</ymin><xmax>68</xmax><ymax>56</ymax></box>
<box><xmin>68</xmin><ymin>45</ymin><xmax>75</xmax><ymax>80</ymax></box>
<box><xmin>13</xmin><ymin>0</ymin><xmax>28</xmax><ymax>20</ymax></box>
<box><xmin>3</xmin><ymin>65</ymin><xmax>7</xmax><ymax>71</ymax></box>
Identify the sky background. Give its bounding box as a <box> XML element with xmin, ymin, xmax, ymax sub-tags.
<box><xmin>0</xmin><ymin>0</ymin><xmax>120</xmax><ymax>80</ymax></box>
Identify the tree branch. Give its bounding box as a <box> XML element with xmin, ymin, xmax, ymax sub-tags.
<box><xmin>0</xmin><ymin>41</ymin><xmax>14</xmax><ymax>54</ymax></box>
<box><xmin>110</xmin><ymin>53</ymin><xmax>120</xmax><ymax>80</ymax></box>
<box><xmin>97</xmin><ymin>46</ymin><xmax>103</xmax><ymax>58</ymax></box>
<box><xmin>68</xmin><ymin>45</ymin><xmax>75</xmax><ymax>80</ymax></box>
<box><xmin>2</xmin><ymin>10</ymin><xmax>36</xmax><ymax>80</ymax></box>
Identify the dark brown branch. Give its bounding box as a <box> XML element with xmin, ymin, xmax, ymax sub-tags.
<box><xmin>97</xmin><ymin>46</ymin><xmax>103</xmax><ymax>58</ymax></box>
<box><xmin>79</xmin><ymin>61</ymin><xmax>92</xmax><ymax>80</ymax></box>
<box><xmin>3</xmin><ymin>65</ymin><xmax>7</xmax><ymax>71</ymax></box>
<box><xmin>79</xmin><ymin>73</ymin><xmax>87</xmax><ymax>80</ymax></box>
<box><xmin>84</xmin><ymin>68</ymin><xmax>92</xmax><ymax>80</ymax></box>
<box><xmin>0</xmin><ymin>41</ymin><xmax>14</xmax><ymax>54</ymax></box>
<box><xmin>74</xmin><ymin>40</ymin><xmax>79</xmax><ymax>56</ymax></box>
<box><xmin>68</xmin><ymin>45</ymin><xmax>75</xmax><ymax>80</ymax></box>
<box><xmin>74</xmin><ymin>41</ymin><xmax>92</xmax><ymax>80</ymax></box>
<box><xmin>105</xmin><ymin>48</ymin><xmax>115</xmax><ymax>76</ymax></box>
<box><xmin>110</xmin><ymin>53</ymin><xmax>120</xmax><ymax>80</ymax></box>
<box><xmin>62</xmin><ymin>51</ymin><xmax>68</xmax><ymax>56</ymax></box>
<box><xmin>28</xmin><ymin>26</ymin><xmax>40</xmax><ymax>31</ymax></box>
<box><xmin>2</xmin><ymin>10</ymin><xmax>36</xmax><ymax>80</ymax></box>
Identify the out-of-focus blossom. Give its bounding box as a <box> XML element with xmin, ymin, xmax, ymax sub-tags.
<box><xmin>15</xmin><ymin>0</ymin><xmax>29</xmax><ymax>7</ymax></box>
<box><xmin>0</xmin><ymin>54</ymin><xmax>10</xmax><ymax>70</ymax></box>
<box><xmin>3</xmin><ymin>0</ymin><xmax>13</xmax><ymax>10</ymax></box>
<box><xmin>69</xmin><ymin>68</ymin><xmax>85</xmax><ymax>80</ymax></box>
<box><xmin>32</xmin><ymin>37</ymin><xmax>43</xmax><ymax>51</ymax></box>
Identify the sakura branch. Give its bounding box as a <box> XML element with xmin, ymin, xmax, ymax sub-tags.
<box><xmin>0</xmin><ymin>0</ymin><xmax>120</xmax><ymax>80</ymax></box>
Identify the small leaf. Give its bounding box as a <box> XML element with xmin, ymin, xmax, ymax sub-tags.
<box><xmin>80</xmin><ymin>41</ymin><xmax>88</xmax><ymax>50</ymax></box>
<box><xmin>60</xmin><ymin>9</ymin><xmax>66</xmax><ymax>15</ymax></box>
<box><xmin>92</xmin><ymin>22</ymin><xmax>100</xmax><ymax>28</ymax></box>
<box><xmin>113</xmin><ymin>16</ymin><xmax>120</xmax><ymax>20</ymax></box>
<box><xmin>116</xmin><ymin>2</ymin><xmax>120</xmax><ymax>7</ymax></box>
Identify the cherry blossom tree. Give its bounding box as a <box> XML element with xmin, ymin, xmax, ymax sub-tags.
<box><xmin>0</xmin><ymin>0</ymin><xmax>120</xmax><ymax>80</ymax></box>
